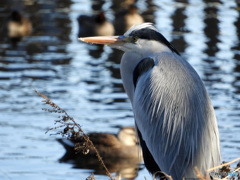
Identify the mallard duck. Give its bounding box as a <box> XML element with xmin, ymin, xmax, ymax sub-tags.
<box><xmin>78</xmin><ymin>11</ymin><xmax>114</xmax><ymax>37</ymax></box>
<box><xmin>7</xmin><ymin>10</ymin><xmax>32</xmax><ymax>42</ymax></box>
<box><xmin>124</xmin><ymin>5</ymin><xmax>144</xmax><ymax>31</ymax></box>
<box><xmin>58</xmin><ymin>127</ymin><xmax>142</xmax><ymax>177</ymax></box>
<box><xmin>114</xmin><ymin>5</ymin><xmax>144</xmax><ymax>34</ymax></box>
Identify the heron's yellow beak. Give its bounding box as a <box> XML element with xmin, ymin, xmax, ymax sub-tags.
<box><xmin>78</xmin><ymin>36</ymin><xmax>125</xmax><ymax>45</ymax></box>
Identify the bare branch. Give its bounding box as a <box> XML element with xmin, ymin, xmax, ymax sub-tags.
<box><xmin>34</xmin><ymin>88</ymin><xmax>115</xmax><ymax>180</ymax></box>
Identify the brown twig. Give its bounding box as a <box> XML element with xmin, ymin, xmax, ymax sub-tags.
<box><xmin>153</xmin><ymin>171</ymin><xmax>173</xmax><ymax>180</ymax></box>
<box><xmin>34</xmin><ymin>89</ymin><xmax>115</xmax><ymax>180</ymax></box>
<box><xmin>222</xmin><ymin>166</ymin><xmax>240</xmax><ymax>180</ymax></box>
<box><xmin>86</xmin><ymin>173</ymin><xmax>95</xmax><ymax>180</ymax></box>
<box><xmin>207</xmin><ymin>157</ymin><xmax>240</xmax><ymax>172</ymax></box>
<box><xmin>194</xmin><ymin>167</ymin><xmax>206</xmax><ymax>180</ymax></box>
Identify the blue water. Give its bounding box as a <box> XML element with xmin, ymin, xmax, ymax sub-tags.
<box><xmin>0</xmin><ymin>0</ymin><xmax>240</xmax><ymax>179</ymax></box>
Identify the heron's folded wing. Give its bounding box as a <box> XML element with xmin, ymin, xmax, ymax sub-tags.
<box><xmin>133</xmin><ymin>53</ymin><xmax>221</xmax><ymax>179</ymax></box>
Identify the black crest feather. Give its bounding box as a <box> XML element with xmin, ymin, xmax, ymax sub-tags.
<box><xmin>129</xmin><ymin>28</ymin><xmax>180</xmax><ymax>55</ymax></box>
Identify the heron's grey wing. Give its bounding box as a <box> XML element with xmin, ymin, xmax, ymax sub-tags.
<box><xmin>132</xmin><ymin>57</ymin><xmax>166</xmax><ymax>177</ymax></box>
<box><xmin>133</xmin><ymin>52</ymin><xmax>221</xmax><ymax>179</ymax></box>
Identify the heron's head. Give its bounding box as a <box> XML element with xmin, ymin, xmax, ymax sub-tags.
<box><xmin>79</xmin><ymin>23</ymin><xmax>179</xmax><ymax>56</ymax></box>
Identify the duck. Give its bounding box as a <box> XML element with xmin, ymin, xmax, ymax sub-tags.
<box><xmin>114</xmin><ymin>5</ymin><xmax>144</xmax><ymax>35</ymax></box>
<box><xmin>78</xmin><ymin>11</ymin><xmax>115</xmax><ymax>37</ymax></box>
<box><xmin>7</xmin><ymin>10</ymin><xmax>32</xmax><ymax>42</ymax></box>
<box><xmin>124</xmin><ymin>5</ymin><xmax>144</xmax><ymax>31</ymax></box>
<box><xmin>57</xmin><ymin>127</ymin><xmax>143</xmax><ymax>178</ymax></box>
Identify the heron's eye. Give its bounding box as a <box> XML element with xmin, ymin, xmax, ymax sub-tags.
<box><xmin>131</xmin><ymin>36</ymin><xmax>138</xmax><ymax>43</ymax></box>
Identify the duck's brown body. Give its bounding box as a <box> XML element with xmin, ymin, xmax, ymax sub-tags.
<box><xmin>75</xmin><ymin>132</ymin><xmax>140</xmax><ymax>159</ymax></box>
<box><xmin>58</xmin><ymin>127</ymin><xmax>142</xmax><ymax>178</ymax></box>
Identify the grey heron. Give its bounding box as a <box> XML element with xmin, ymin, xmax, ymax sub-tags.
<box><xmin>79</xmin><ymin>23</ymin><xmax>221</xmax><ymax>179</ymax></box>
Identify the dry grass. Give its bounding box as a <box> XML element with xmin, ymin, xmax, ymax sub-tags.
<box><xmin>194</xmin><ymin>167</ymin><xmax>207</xmax><ymax>180</ymax></box>
<box><xmin>35</xmin><ymin>89</ymin><xmax>240</xmax><ymax>180</ymax></box>
<box><xmin>34</xmin><ymin>89</ymin><xmax>114</xmax><ymax>180</ymax></box>
<box><xmin>195</xmin><ymin>157</ymin><xmax>240</xmax><ymax>180</ymax></box>
<box><xmin>86</xmin><ymin>173</ymin><xmax>95</xmax><ymax>180</ymax></box>
<box><xmin>154</xmin><ymin>171</ymin><xmax>173</xmax><ymax>180</ymax></box>
<box><xmin>208</xmin><ymin>157</ymin><xmax>240</xmax><ymax>172</ymax></box>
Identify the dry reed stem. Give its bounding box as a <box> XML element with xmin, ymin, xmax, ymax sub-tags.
<box><xmin>194</xmin><ymin>167</ymin><xmax>207</xmax><ymax>180</ymax></box>
<box><xmin>153</xmin><ymin>171</ymin><xmax>173</xmax><ymax>180</ymax></box>
<box><xmin>86</xmin><ymin>173</ymin><xmax>95</xmax><ymax>180</ymax></box>
<box><xmin>34</xmin><ymin>89</ymin><xmax>115</xmax><ymax>180</ymax></box>
<box><xmin>222</xmin><ymin>166</ymin><xmax>240</xmax><ymax>180</ymax></box>
<box><xmin>195</xmin><ymin>157</ymin><xmax>240</xmax><ymax>180</ymax></box>
<box><xmin>207</xmin><ymin>157</ymin><xmax>240</xmax><ymax>172</ymax></box>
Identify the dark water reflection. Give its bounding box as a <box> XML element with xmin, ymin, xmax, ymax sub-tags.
<box><xmin>0</xmin><ymin>0</ymin><xmax>240</xmax><ymax>180</ymax></box>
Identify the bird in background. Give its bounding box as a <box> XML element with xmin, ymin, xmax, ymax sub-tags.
<box><xmin>124</xmin><ymin>5</ymin><xmax>144</xmax><ymax>31</ymax></box>
<box><xmin>114</xmin><ymin>4</ymin><xmax>144</xmax><ymax>35</ymax></box>
<box><xmin>58</xmin><ymin>127</ymin><xmax>142</xmax><ymax>178</ymax></box>
<box><xmin>7</xmin><ymin>10</ymin><xmax>32</xmax><ymax>43</ymax></box>
<box><xmin>78</xmin><ymin>11</ymin><xmax>114</xmax><ymax>37</ymax></box>
<box><xmin>79</xmin><ymin>23</ymin><xmax>221</xmax><ymax>179</ymax></box>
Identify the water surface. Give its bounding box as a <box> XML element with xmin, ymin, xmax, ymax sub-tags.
<box><xmin>0</xmin><ymin>0</ymin><xmax>240</xmax><ymax>179</ymax></box>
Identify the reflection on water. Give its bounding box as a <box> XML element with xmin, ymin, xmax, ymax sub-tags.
<box><xmin>0</xmin><ymin>0</ymin><xmax>240</xmax><ymax>180</ymax></box>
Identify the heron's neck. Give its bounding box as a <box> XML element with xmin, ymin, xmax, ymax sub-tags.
<box><xmin>120</xmin><ymin>52</ymin><xmax>143</xmax><ymax>103</ymax></box>
<box><xmin>136</xmin><ymin>39</ymin><xmax>172</xmax><ymax>57</ymax></box>
<box><xmin>120</xmin><ymin>41</ymin><xmax>171</xmax><ymax>103</ymax></box>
